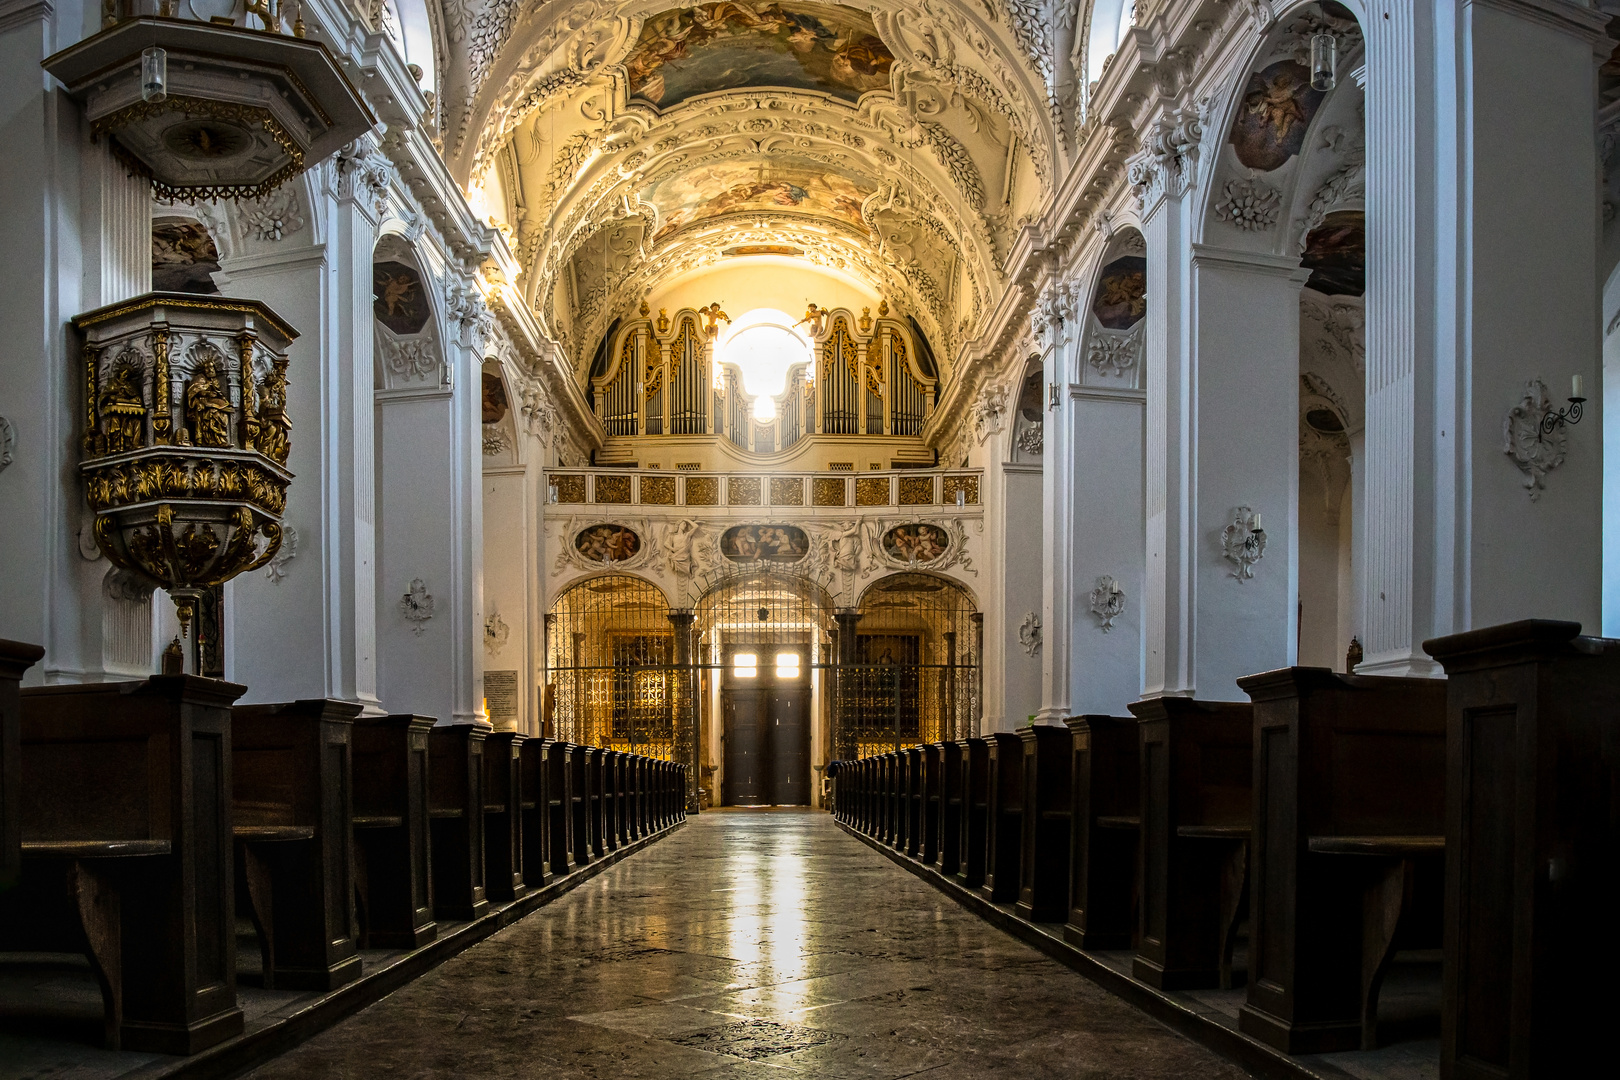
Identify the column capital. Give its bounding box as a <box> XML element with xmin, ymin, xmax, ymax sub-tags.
<box><xmin>1128</xmin><ymin>99</ymin><xmax>1213</xmax><ymax>218</ymax></box>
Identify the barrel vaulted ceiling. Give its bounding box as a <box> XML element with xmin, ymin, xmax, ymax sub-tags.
<box><xmin>432</xmin><ymin>0</ymin><xmax>1062</xmax><ymax>379</ymax></box>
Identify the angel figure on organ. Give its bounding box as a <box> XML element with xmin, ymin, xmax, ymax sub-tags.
<box><xmin>185</xmin><ymin>358</ymin><xmax>233</xmax><ymax>449</ymax></box>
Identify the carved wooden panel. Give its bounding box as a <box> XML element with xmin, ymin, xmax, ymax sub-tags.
<box><xmin>942</xmin><ymin>475</ymin><xmax>979</xmax><ymax>505</ymax></box>
<box><xmin>553</xmin><ymin>475</ymin><xmax>586</xmax><ymax>503</ymax></box>
<box><xmin>898</xmin><ymin>476</ymin><xmax>935</xmax><ymax>505</ymax></box>
<box><xmin>640</xmin><ymin>475</ymin><xmax>676</xmax><ymax>504</ymax></box>
<box><xmin>812</xmin><ymin>477</ymin><xmax>846</xmax><ymax>506</ymax></box>
<box><xmin>855</xmin><ymin>477</ymin><xmax>890</xmax><ymax>506</ymax></box>
<box><xmin>727</xmin><ymin>477</ymin><xmax>761</xmax><ymax>505</ymax></box>
<box><xmin>685</xmin><ymin>477</ymin><xmax>718</xmax><ymax>505</ymax></box>
<box><xmin>769</xmin><ymin>477</ymin><xmax>804</xmax><ymax>505</ymax></box>
<box><xmin>593</xmin><ymin>475</ymin><xmax>632</xmax><ymax>503</ymax></box>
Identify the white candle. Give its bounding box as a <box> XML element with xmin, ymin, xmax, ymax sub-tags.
<box><xmin>1250</xmin><ymin>512</ymin><xmax>1263</xmax><ymax>532</ymax></box>
<box><xmin>1572</xmin><ymin>374</ymin><xmax>1584</xmax><ymax>400</ymax></box>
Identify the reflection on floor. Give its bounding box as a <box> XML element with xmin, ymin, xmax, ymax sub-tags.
<box><xmin>244</xmin><ymin>808</ymin><xmax>1252</xmax><ymax>1079</ymax></box>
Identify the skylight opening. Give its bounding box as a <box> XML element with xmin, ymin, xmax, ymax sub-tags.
<box><xmin>719</xmin><ymin>310</ymin><xmax>813</xmax><ymax>422</ymax></box>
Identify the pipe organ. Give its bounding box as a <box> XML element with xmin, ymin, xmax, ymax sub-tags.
<box><xmin>591</xmin><ymin>306</ymin><xmax>935</xmax><ymax>455</ymax></box>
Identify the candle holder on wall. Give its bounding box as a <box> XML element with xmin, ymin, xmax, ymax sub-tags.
<box><xmin>1539</xmin><ymin>374</ymin><xmax>1586</xmax><ymax>439</ymax></box>
<box><xmin>1221</xmin><ymin>506</ymin><xmax>1266</xmax><ymax>582</ymax></box>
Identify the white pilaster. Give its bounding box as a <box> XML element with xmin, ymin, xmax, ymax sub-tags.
<box><xmin>1037</xmin><ymin>286</ymin><xmax>1075</xmax><ymax>724</ymax></box>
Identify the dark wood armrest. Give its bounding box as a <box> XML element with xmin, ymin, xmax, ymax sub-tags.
<box><xmin>1176</xmin><ymin>825</ymin><xmax>1251</xmax><ymax>840</ymax></box>
<box><xmin>428</xmin><ymin>808</ymin><xmax>465</xmax><ymax>819</ymax></box>
<box><xmin>352</xmin><ymin>815</ymin><xmax>405</xmax><ymax>829</ymax></box>
<box><xmin>21</xmin><ymin>839</ymin><xmax>172</xmax><ymax>858</ymax></box>
<box><xmin>1307</xmin><ymin>835</ymin><xmax>1445</xmax><ymax>856</ymax></box>
<box><xmin>1095</xmin><ymin>815</ymin><xmax>1141</xmax><ymax>830</ymax></box>
<box><xmin>234</xmin><ymin>826</ymin><xmax>316</xmax><ymax>842</ymax></box>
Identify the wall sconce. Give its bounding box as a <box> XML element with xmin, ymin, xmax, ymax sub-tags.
<box><xmin>548</xmin><ymin>483</ymin><xmax>558</xmax><ymax>504</ymax></box>
<box><xmin>955</xmin><ymin>488</ymin><xmax>965</xmax><ymax>508</ymax></box>
<box><xmin>1540</xmin><ymin>374</ymin><xmax>1585</xmax><ymax>439</ymax></box>
<box><xmin>1048</xmin><ymin>382</ymin><xmax>1058</xmax><ymax>409</ymax></box>
<box><xmin>1221</xmin><ymin>506</ymin><xmax>1266</xmax><ymax>581</ymax></box>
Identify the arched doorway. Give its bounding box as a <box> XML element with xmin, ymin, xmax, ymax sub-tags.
<box><xmin>842</xmin><ymin>572</ymin><xmax>980</xmax><ymax>759</ymax></box>
<box><xmin>545</xmin><ymin>573</ymin><xmax>681</xmax><ymax>757</ymax></box>
<box><xmin>695</xmin><ymin>569</ymin><xmax>834</xmax><ymax>807</ymax></box>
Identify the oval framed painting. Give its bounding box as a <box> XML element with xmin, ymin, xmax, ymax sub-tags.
<box><xmin>882</xmin><ymin>523</ymin><xmax>950</xmax><ymax>563</ymax></box>
<box><xmin>720</xmin><ymin>524</ymin><xmax>810</xmax><ymax>562</ymax></box>
<box><xmin>575</xmin><ymin>523</ymin><xmax>642</xmax><ymax>563</ymax></box>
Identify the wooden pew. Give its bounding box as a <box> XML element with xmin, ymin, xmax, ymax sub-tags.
<box><xmin>980</xmin><ymin>732</ymin><xmax>1025</xmax><ymax>904</ymax></box>
<box><xmin>587</xmin><ymin>747</ymin><xmax>607</xmax><ymax>857</ymax></box>
<box><xmin>1234</xmin><ymin>667</ymin><xmax>1447</xmax><ymax>1054</ymax></box>
<box><xmin>231</xmin><ymin>699</ymin><xmax>362</xmax><ymax>991</ymax></box>
<box><xmin>0</xmin><ymin>638</ymin><xmax>45</xmax><ymax>890</ymax></box>
<box><xmin>519</xmin><ymin>737</ymin><xmax>553</xmax><ymax>889</ymax></box>
<box><xmin>482</xmin><ymin>731</ymin><xmax>527</xmax><ymax>903</ymax></box>
<box><xmin>569</xmin><ymin>744</ymin><xmax>594</xmax><ymax>866</ymax></box>
<box><xmin>1129</xmin><ymin>697</ymin><xmax>1253</xmax><ymax>990</ymax></box>
<box><xmin>546</xmin><ymin>741</ymin><xmax>577</xmax><ymax>874</ymax></box>
<box><xmin>955</xmin><ymin>738</ymin><xmax>989</xmax><ymax>890</ymax></box>
<box><xmin>3</xmin><ymin>676</ymin><xmax>243</xmax><ymax>1053</ymax></box>
<box><xmin>1425</xmin><ymin>620</ymin><xmax>1620</xmax><ymax>1080</ymax></box>
<box><xmin>921</xmin><ymin>743</ymin><xmax>942</xmax><ymax>865</ymax></box>
<box><xmin>1016</xmin><ymin>724</ymin><xmax>1072</xmax><ymax>922</ymax></box>
<box><xmin>938</xmin><ymin>742</ymin><xmax>964</xmax><ymax>877</ymax></box>
<box><xmin>429</xmin><ymin>725</ymin><xmax>488</xmax><ymax>921</ymax></box>
<box><xmin>350</xmin><ymin>713</ymin><xmax>436</xmax><ymax>950</ymax></box>
<box><xmin>903</xmin><ymin>746</ymin><xmax>923</xmax><ymax>857</ymax></box>
<box><xmin>626</xmin><ymin>754</ymin><xmax>644</xmax><ymax>841</ymax></box>
<box><xmin>1064</xmin><ymin>715</ymin><xmax>1140</xmax><ymax>950</ymax></box>
<box><xmin>606</xmin><ymin>750</ymin><xmax>625</xmax><ymax>850</ymax></box>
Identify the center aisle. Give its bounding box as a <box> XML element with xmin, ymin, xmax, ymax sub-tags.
<box><xmin>247</xmin><ymin>809</ymin><xmax>1250</xmax><ymax>1079</ymax></box>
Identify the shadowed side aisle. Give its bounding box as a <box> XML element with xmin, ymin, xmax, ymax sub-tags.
<box><xmin>246</xmin><ymin>809</ymin><xmax>1252</xmax><ymax>1079</ymax></box>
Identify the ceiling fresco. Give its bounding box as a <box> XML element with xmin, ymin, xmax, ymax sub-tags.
<box><xmin>625</xmin><ymin>3</ymin><xmax>894</xmax><ymax>109</ymax></box>
<box><xmin>645</xmin><ymin>158</ymin><xmax>871</xmax><ymax>242</ymax></box>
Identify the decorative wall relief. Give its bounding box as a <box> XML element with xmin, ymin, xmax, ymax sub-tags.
<box><xmin>381</xmin><ymin>337</ymin><xmax>440</xmax><ymax>383</ymax></box>
<box><xmin>720</xmin><ymin>524</ymin><xmax>810</xmax><ymax>562</ymax></box>
<box><xmin>482</xmin><ymin>426</ymin><xmax>511</xmax><ymax>456</ymax></box>
<box><xmin>1089</xmin><ymin>576</ymin><xmax>1126</xmax><ymax>632</ymax></box>
<box><xmin>0</xmin><ymin>414</ymin><xmax>12</xmax><ymax>475</ymax></box>
<box><xmin>575</xmin><ymin>523</ymin><xmax>643</xmax><ymax>562</ymax></box>
<box><xmin>238</xmin><ymin>194</ymin><xmax>305</xmax><ymax>242</ymax></box>
<box><xmin>265</xmin><ymin>524</ymin><xmax>298</xmax><ymax>584</ymax></box>
<box><xmin>1086</xmin><ymin>322</ymin><xmax>1144</xmax><ymax>378</ymax></box>
<box><xmin>971</xmin><ymin>381</ymin><xmax>1009</xmax><ymax>444</ymax></box>
<box><xmin>400</xmin><ymin>578</ymin><xmax>434</xmax><ymax>635</ymax></box>
<box><xmin>865</xmin><ymin>518</ymin><xmax>975</xmax><ymax>576</ymax></box>
<box><xmin>1503</xmin><ymin>380</ymin><xmax>1566</xmax><ymax>500</ymax></box>
<box><xmin>484</xmin><ymin>610</ymin><xmax>510</xmax><ymax>655</ymax></box>
<box><xmin>1213</xmin><ymin>176</ymin><xmax>1282</xmax><ymax>231</ymax></box>
<box><xmin>1018</xmin><ymin>611</ymin><xmax>1042</xmax><ymax>656</ymax></box>
<box><xmin>1221</xmin><ymin>506</ymin><xmax>1268</xmax><ymax>581</ymax></box>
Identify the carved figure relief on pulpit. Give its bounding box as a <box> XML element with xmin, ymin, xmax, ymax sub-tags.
<box><xmin>98</xmin><ymin>359</ymin><xmax>147</xmax><ymax>453</ymax></box>
<box><xmin>185</xmin><ymin>358</ymin><xmax>233</xmax><ymax>448</ymax></box>
<box><xmin>255</xmin><ymin>359</ymin><xmax>292</xmax><ymax>465</ymax></box>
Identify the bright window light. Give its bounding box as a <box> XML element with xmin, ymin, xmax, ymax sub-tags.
<box><xmin>733</xmin><ymin>653</ymin><xmax>758</xmax><ymax>678</ymax></box>
<box><xmin>775</xmin><ymin>651</ymin><xmax>800</xmax><ymax>678</ymax></box>
<box><xmin>719</xmin><ymin>309</ymin><xmax>812</xmax><ymax>422</ymax></box>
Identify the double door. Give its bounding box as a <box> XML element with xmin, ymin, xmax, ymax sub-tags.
<box><xmin>721</xmin><ymin>650</ymin><xmax>810</xmax><ymax>805</ymax></box>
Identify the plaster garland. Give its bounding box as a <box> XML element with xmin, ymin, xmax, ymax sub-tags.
<box><xmin>265</xmin><ymin>524</ymin><xmax>298</xmax><ymax>584</ymax></box>
<box><xmin>400</xmin><ymin>578</ymin><xmax>435</xmax><ymax>634</ymax></box>
<box><xmin>1502</xmin><ymin>379</ymin><xmax>1567</xmax><ymax>501</ymax></box>
<box><xmin>1016</xmin><ymin>420</ymin><xmax>1043</xmax><ymax>454</ymax></box>
<box><xmin>1018</xmin><ymin>610</ymin><xmax>1042</xmax><ymax>656</ymax></box>
<box><xmin>1220</xmin><ymin>506</ymin><xmax>1267</xmax><ymax>581</ymax></box>
<box><xmin>1088</xmin><ymin>575</ymin><xmax>1126</xmax><ymax>632</ymax></box>
<box><xmin>237</xmin><ymin>194</ymin><xmax>305</xmax><ymax>242</ymax></box>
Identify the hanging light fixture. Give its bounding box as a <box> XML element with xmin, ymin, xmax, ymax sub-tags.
<box><xmin>139</xmin><ymin>45</ymin><xmax>165</xmax><ymax>103</ymax></box>
<box><xmin>1310</xmin><ymin>31</ymin><xmax>1338</xmax><ymax>92</ymax></box>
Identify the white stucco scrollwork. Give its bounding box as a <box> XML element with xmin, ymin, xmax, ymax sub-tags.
<box><xmin>1502</xmin><ymin>380</ymin><xmax>1567</xmax><ymax>501</ymax></box>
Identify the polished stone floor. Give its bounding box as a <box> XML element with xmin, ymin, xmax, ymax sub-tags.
<box><xmin>245</xmin><ymin>809</ymin><xmax>1253</xmax><ymax>1079</ymax></box>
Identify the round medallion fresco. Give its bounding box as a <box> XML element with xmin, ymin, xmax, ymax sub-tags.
<box><xmin>882</xmin><ymin>524</ymin><xmax>950</xmax><ymax>563</ymax></box>
<box><xmin>720</xmin><ymin>524</ymin><xmax>810</xmax><ymax>562</ymax></box>
<box><xmin>575</xmin><ymin>523</ymin><xmax>642</xmax><ymax>563</ymax></box>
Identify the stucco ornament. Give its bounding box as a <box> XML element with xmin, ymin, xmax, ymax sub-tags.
<box><xmin>400</xmin><ymin>578</ymin><xmax>435</xmax><ymax>635</ymax></box>
<box><xmin>239</xmin><ymin>195</ymin><xmax>305</xmax><ymax>242</ymax></box>
<box><xmin>971</xmin><ymin>382</ymin><xmax>1010</xmax><ymax>445</ymax></box>
<box><xmin>265</xmin><ymin>524</ymin><xmax>298</xmax><ymax>584</ymax></box>
<box><xmin>0</xmin><ymin>414</ymin><xmax>12</xmax><ymax>475</ymax></box>
<box><xmin>1502</xmin><ymin>380</ymin><xmax>1566</xmax><ymax>501</ymax></box>
<box><xmin>1016</xmin><ymin>421</ymin><xmax>1043</xmax><ymax>455</ymax></box>
<box><xmin>1089</xmin><ymin>576</ymin><xmax>1126</xmax><ymax>632</ymax></box>
<box><xmin>1221</xmin><ymin>506</ymin><xmax>1268</xmax><ymax>581</ymax></box>
<box><xmin>1018</xmin><ymin>611</ymin><xmax>1042</xmax><ymax>657</ymax></box>
<box><xmin>485</xmin><ymin>610</ymin><xmax>510</xmax><ymax>655</ymax></box>
<box><xmin>1214</xmin><ymin>176</ymin><xmax>1282</xmax><ymax>231</ymax></box>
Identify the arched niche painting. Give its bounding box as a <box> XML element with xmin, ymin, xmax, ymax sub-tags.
<box><xmin>483</xmin><ymin>372</ymin><xmax>509</xmax><ymax>424</ymax></box>
<box><xmin>1301</xmin><ymin>210</ymin><xmax>1364</xmax><ymax>297</ymax></box>
<box><xmin>720</xmin><ymin>524</ymin><xmax>810</xmax><ymax>562</ymax></box>
<box><xmin>1092</xmin><ymin>256</ymin><xmax>1146</xmax><ymax>330</ymax></box>
<box><xmin>373</xmin><ymin>260</ymin><xmax>430</xmax><ymax>335</ymax></box>
<box><xmin>152</xmin><ymin>221</ymin><xmax>221</xmax><ymax>294</ymax></box>
<box><xmin>575</xmin><ymin>524</ymin><xmax>642</xmax><ymax>563</ymax></box>
<box><xmin>882</xmin><ymin>524</ymin><xmax>950</xmax><ymax>563</ymax></box>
